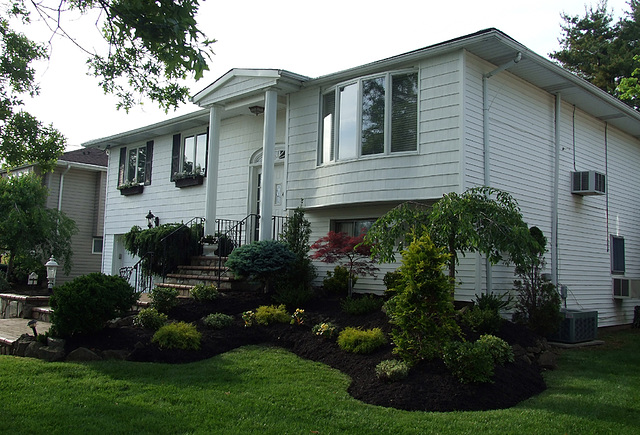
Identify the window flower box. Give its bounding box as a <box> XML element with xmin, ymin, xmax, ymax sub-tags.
<box><xmin>118</xmin><ymin>184</ymin><xmax>144</xmax><ymax>196</ymax></box>
<box><xmin>174</xmin><ymin>174</ymin><xmax>204</xmax><ymax>188</ymax></box>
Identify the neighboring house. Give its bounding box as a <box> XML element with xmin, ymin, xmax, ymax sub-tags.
<box><xmin>1</xmin><ymin>148</ymin><xmax>108</xmax><ymax>285</ymax></box>
<box><xmin>84</xmin><ymin>29</ymin><xmax>640</xmax><ymax>327</ymax></box>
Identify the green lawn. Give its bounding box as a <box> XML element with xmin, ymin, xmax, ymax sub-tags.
<box><xmin>1</xmin><ymin>328</ymin><xmax>638</xmax><ymax>435</ymax></box>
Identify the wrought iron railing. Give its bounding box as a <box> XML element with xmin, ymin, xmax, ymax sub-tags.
<box><xmin>119</xmin><ymin>252</ymin><xmax>154</xmax><ymax>294</ymax></box>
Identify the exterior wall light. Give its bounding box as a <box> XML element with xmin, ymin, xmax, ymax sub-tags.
<box><xmin>146</xmin><ymin>210</ymin><xmax>159</xmax><ymax>228</ymax></box>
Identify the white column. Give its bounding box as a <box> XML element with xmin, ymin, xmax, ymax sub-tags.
<box><xmin>259</xmin><ymin>89</ymin><xmax>277</xmax><ymax>240</ymax></box>
<box><xmin>204</xmin><ymin>105</ymin><xmax>222</xmax><ymax>236</ymax></box>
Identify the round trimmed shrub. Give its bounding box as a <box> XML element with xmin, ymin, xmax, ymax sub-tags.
<box><xmin>203</xmin><ymin>313</ymin><xmax>234</xmax><ymax>329</ymax></box>
<box><xmin>443</xmin><ymin>341</ymin><xmax>495</xmax><ymax>384</ymax></box>
<box><xmin>152</xmin><ymin>322</ymin><xmax>201</xmax><ymax>350</ymax></box>
<box><xmin>133</xmin><ymin>307</ymin><xmax>168</xmax><ymax>330</ymax></box>
<box><xmin>150</xmin><ymin>286</ymin><xmax>179</xmax><ymax>313</ymax></box>
<box><xmin>190</xmin><ymin>284</ymin><xmax>219</xmax><ymax>301</ymax></box>
<box><xmin>375</xmin><ymin>359</ymin><xmax>410</xmax><ymax>382</ymax></box>
<box><xmin>49</xmin><ymin>273</ymin><xmax>138</xmax><ymax>337</ymax></box>
<box><xmin>254</xmin><ymin>304</ymin><xmax>290</xmax><ymax>325</ymax></box>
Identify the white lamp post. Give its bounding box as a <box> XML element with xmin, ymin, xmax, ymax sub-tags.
<box><xmin>45</xmin><ymin>255</ymin><xmax>59</xmax><ymax>293</ymax></box>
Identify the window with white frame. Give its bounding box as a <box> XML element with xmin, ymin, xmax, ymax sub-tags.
<box><xmin>117</xmin><ymin>141</ymin><xmax>153</xmax><ymax>187</ymax></box>
<box><xmin>320</xmin><ymin>71</ymin><xmax>418</xmax><ymax>164</ymax></box>
<box><xmin>171</xmin><ymin>131</ymin><xmax>208</xmax><ymax>179</ymax></box>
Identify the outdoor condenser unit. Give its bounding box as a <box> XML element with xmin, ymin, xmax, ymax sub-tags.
<box><xmin>571</xmin><ymin>171</ymin><xmax>606</xmax><ymax>195</ymax></box>
<box><xmin>548</xmin><ymin>309</ymin><xmax>598</xmax><ymax>344</ymax></box>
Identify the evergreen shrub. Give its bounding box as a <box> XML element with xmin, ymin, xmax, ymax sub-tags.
<box><xmin>340</xmin><ymin>294</ymin><xmax>383</xmax><ymax>315</ymax></box>
<box><xmin>203</xmin><ymin>313</ymin><xmax>234</xmax><ymax>329</ymax></box>
<box><xmin>50</xmin><ymin>273</ymin><xmax>138</xmax><ymax>337</ymax></box>
<box><xmin>375</xmin><ymin>359</ymin><xmax>410</xmax><ymax>382</ymax></box>
<box><xmin>254</xmin><ymin>304</ymin><xmax>290</xmax><ymax>325</ymax></box>
<box><xmin>134</xmin><ymin>307</ymin><xmax>168</xmax><ymax>330</ymax></box>
<box><xmin>152</xmin><ymin>322</ymin><xmax>201</xmax><ymax>350</ymax></box>
<box><xmin>190</xmin><ymin>284</ymin><xmax>219</xmax><ymax>301</ymax></box>
<box><xmin>150</xmin><ymin>286</ymin><xmax>179</xmax><ymax>314</ymax></box>
<box><xmin>337</xmin><ymin>327</ymin><xmax>387</xmax><ymax>354</ymax></box>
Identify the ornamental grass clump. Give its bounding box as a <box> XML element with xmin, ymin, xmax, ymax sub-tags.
<box><xmin>152</xmin><ymin>322</ymin><xmax>201</xmax><ymax>350</ymax></box>
<box><xmin>202</xmin><ymin>313</ymin><xmax>234</xmax><ymax>329</ymax></box>
<box><xmin>375</xmin><ymin>359</ymin><xmax>410</xmax><ymax>382</ymax></box>
<box><xmin>133</xmin><ymin>307</ymin><xmax>168</xmax><ymax>330</ymax></box>
<box><xmin>337</xmin><ymin>327</ymin><xmax>387</xmax><ymax>354</ymax></box>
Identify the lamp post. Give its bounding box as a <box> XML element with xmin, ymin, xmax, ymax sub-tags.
<box><xmin>146</xmin><ymin>210</ymin><xmax>159</xmax><ymax>228</ymax></box>
<box><xmin>45</xmin><ymin>255</ymin><xmax>58</xmax><ymax>294</ymax></box>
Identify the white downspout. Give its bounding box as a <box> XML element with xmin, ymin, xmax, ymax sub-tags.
<box><xmin>482</xmin><ymin>52</ymin><xmax>521</xmax><ymax>294</ymax></box>
<box><xmin>58</xmin><ymin>163</ymin><xmax>71</xmax><ymax>211</ymax></box>
<box><xmin>551</xmin><ymin>93</ymin><xmax>561</xmax><ymax>287</ymax></box>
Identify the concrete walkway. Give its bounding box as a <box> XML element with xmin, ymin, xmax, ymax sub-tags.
<box><xmin>0</xmin><ymin>318</ymin><xmax>51</xmax><ymax>345</ymax></box>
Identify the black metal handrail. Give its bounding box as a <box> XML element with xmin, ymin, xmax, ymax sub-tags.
<box><xmin>119</xmin><ymin>251</ymin><xmax>154</xmax><ymax>294</ymax></box>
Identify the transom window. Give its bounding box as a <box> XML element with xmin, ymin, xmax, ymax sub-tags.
<box><xmin>320</xmin><ymin>71</ymin><xmax>418</xmax><ymax>164</ymax></box>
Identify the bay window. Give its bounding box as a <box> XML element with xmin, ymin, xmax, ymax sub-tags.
<box><xmin>320</xmin><ymin>70</ymin><xmax>418</xmax><ymax>164</ymax></box>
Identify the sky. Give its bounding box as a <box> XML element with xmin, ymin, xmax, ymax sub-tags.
<box><xmin>17</xmin><ymin>0</ymin><xmax>632</xmax><ymax>148</ymax></box>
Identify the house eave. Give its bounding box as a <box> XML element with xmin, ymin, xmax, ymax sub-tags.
<box><xmin>82</xmin><ymin>109</ymin><xmax>210</xmax><ymax>149</ymax></box>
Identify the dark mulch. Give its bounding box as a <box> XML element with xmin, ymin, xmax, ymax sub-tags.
<box><xmin>63</xmin><ymin>291</ymin><xmax>547</xmax><ymax>412</ymax></box>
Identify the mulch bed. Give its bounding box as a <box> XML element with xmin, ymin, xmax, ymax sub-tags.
<box><xmin>63</xmin><ymin>290</ymin><xmax>547</xmax><ymax>412</ymax></box>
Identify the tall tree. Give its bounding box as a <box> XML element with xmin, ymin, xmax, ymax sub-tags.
<box><xmin>0</xmin><ymin>172</ymin><xmax>77</xmax><ymax>281</ymax></box>
<box><xmin>0</xmin><ymin>0</ymin><xmax>214</xmax><ymax>170</ymax></box>
<box><xmin>550</xmin><ymin>0</ymin><xmax>640</xmax><ymax>108</ymax></box>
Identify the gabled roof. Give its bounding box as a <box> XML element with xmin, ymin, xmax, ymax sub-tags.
<box><xmin>190</xmin><ymin>69</ymin><xmax>309</xmax><ymax>107</ymax></box>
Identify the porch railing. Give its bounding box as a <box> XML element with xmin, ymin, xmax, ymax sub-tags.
<box><xmin>159</xmin><ymin>217</ymin><xmax>205</xmax><ymax>280</ymax></box>
<box><xmin>119</xmin><ymin>252</ymin><xmax>154</xmax><ymax>294</ymax></box>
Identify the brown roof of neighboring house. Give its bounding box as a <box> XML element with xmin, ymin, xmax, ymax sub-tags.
<box><xmin>60</xmin><ymin>148</ymin><xmax>108</xmax><ymax>167</ymax></box>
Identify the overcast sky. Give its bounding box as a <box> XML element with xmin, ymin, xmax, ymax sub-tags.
<box><xmin>18</xmin><ymin>0</ymin><xmax>631</xmax><ymax>148</ymax></box>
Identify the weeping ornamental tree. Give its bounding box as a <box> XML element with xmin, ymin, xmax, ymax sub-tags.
<box><xmin>365</xmin><ymin>187</ymin><xmax>541</xmax><ymax>282</ymax></box>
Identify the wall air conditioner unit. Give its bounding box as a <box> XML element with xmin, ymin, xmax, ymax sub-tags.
<box><xmin>612</xmin><ymin>278</ymin><xmax>640</xmax><ymax>298</ymax></box>
<box><xmin>571</xmin><ymin>171</ymin><xmax>605</xmax><ymax>195</ymax></box>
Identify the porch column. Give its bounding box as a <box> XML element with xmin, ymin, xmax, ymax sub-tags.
<box><xmin>204</xmin><ymin>104</ymin><xmax>222</xmax><ymax>236</ymax></box>
<box><xmin>259</xmin><ymin>89</ymin><xmax>277</xmax><ymax>240</ymax></box>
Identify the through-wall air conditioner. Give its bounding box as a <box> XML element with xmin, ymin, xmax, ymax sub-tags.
<box><xmin>612</xmin><ymin>278</ymin><xmax>640</xmax><ymax>299</ymax></box>
<box><xmin>571</xmin><ymin>171</ymin><xmax>606</xmax><ymax>195</ymax></box>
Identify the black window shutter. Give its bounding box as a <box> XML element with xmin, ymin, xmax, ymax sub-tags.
<box><xmin>144</xmin><ymin>140</ymin><xmax>154</xmax><ymax>185</ymax></box>
<box><xmin>171</xmin><ymin>134</ymin><xmax>181</xmax><ymax>181</ymax></box>
<box><xmin>118</xmin><ymin>147</ymin><xmax>127</xmax><ymax>186</ymax></box>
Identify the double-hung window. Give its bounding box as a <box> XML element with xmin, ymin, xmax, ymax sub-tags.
<box><xmin>611</xmin><ymin>235</ymin><xmax>625</xmax><ymax>274</ymax></box>
<box><xmin>171</xmin><ymin>131</ymin><xmax>208</xmax><ymax>180</ymax></box>
<box><xmin>118</xmin><ymin>141</ymin><xmax>154</xmax><ymax>187</ymax></box>
<box><xmin>320</xmin><ymin>70</ymin><xmax>418</xmax><ymax>164</ymax></box>
<box><xmin>333</xmin><ymin>219</ymin><xmax>376</xmax><ymax>237</ymax></box>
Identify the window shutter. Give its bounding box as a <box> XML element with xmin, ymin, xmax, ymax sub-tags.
<box><xmin>144</xmin><ymin>140</ymin><xmax>154</xmax><ymax>185</ymax></box>
<box><xmin>171</xmin><ymin>134</ymin><xmax>181</xmax><ymax>181</ymax></box>
<box><xmin>118</xmin><ymin>147</ymin><xmax>127</xmax><ymax>186</ymax></box>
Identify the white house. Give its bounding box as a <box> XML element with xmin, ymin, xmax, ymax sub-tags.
<box><xmin>84</xmin><ymin>29</ymin><xmax>640</xmax><ymax>327</ymax></box>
